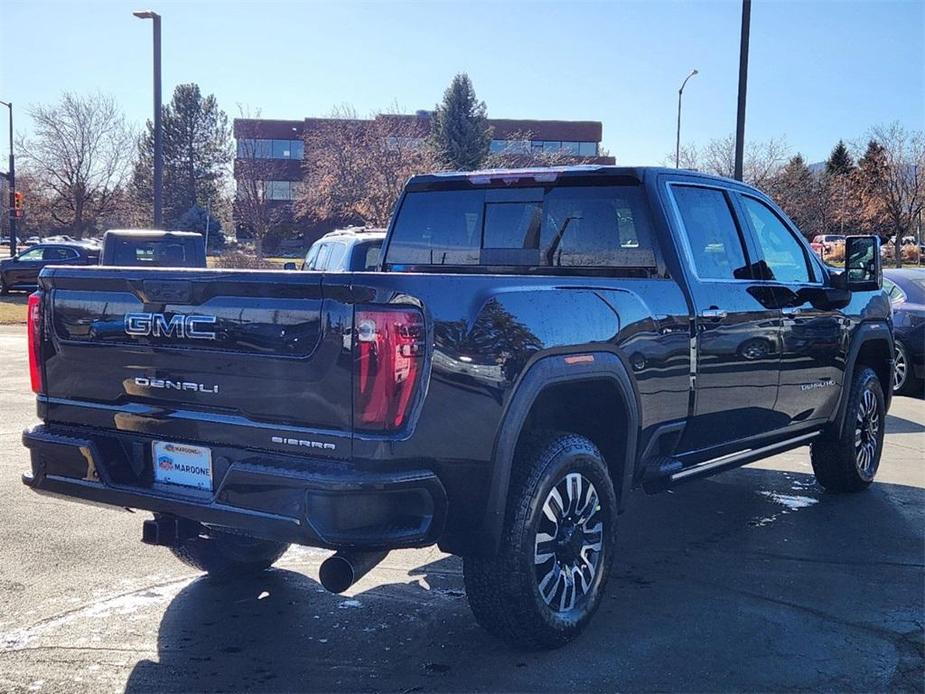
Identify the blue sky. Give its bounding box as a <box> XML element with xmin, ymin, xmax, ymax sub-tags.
<box><xmin>1</xmin><ymin>0</ymin><xmax>922</xmax><ymax>165</ymax></box>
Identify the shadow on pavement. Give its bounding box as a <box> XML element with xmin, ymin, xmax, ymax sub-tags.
<box><xmin>125</xmin><ymin>468</ymin><xmax>924</xmax><ymax>693</ymax></box>
<box><xmin>887</xmin><ymin>413</ymin><xmax>925</xmax><ymax>434</ymax></box>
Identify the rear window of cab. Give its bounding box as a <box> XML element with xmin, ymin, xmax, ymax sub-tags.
<box><xmin>384</xmin><ymin>184</ymin><xmax>657</xmax><ymax>270</ymax></box>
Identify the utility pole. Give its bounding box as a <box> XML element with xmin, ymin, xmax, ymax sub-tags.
<box><xmin>0</xmin><ymin>100</ymin><xmax>16</xmax><ymax>255</ymax></box>
<box><xmin>134</xmin><ymin>10</ymin><xmax>163</xmax><ymax>227</ymax></box>
<box><xmin>733</xmin><ymin>0</ymin><xmax>751</xmax><ymax>181</ymax></box>
<box><xmin>676</xmin><ymin>70</ymin><xmax>699</xmax><ymax>168</ymax></box>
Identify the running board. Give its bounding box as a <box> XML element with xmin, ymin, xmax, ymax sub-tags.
<box><xmin>644</xmin><ymin>431</ymin><xmax>821</xmax><ymax>492</ymax></box>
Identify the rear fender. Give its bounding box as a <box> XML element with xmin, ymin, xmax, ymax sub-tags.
<box><xmin>481</xmin><ymin>351</ymin><xmax>640</xmax><ymax>554</ymax></box>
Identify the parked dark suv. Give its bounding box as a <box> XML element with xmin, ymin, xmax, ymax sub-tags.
<box><xmin>0</xmin><ymin>243</ymin><xmax>99</xmax><ymax>294</ymax></box>
<box><xmin>100</xmin><ymin>230</ymin><xmax>206</xmax><ymax>268</ymax></box>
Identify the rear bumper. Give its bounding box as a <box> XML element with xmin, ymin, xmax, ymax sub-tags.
<box><xmin>22</xmin><ymin>425</ymin><xmax>447</xmax><ymax>551</ymax></box>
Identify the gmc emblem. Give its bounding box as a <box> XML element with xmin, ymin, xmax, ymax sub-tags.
<box><xmin>124</xmin><ymin>312</ymin><xmax>217</xmax><ymax>340</ymax></box>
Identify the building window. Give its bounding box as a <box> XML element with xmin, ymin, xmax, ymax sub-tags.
<box><xmin>579</xmin><ymin>142</ymin><xmax>598</xmax><ymax>156</ymax></box>
<box><xmin>451</xmin><ymin>137</ymin><xmax>601</xmax><ymax>158</ymax></box>
<box><xmin>272</xmin><ymin>139</ymin><xmax>292</xmax><ymax>159</ymax></box>
<box><xmin>385</xmin><ymin>136</ymin><xmax>425</xmax><ymax>150</ymax></box>
<box><xmin>237</xmin><ymin>138</ymin><xmax>304</xmax><ymax>160</ymax></box>
<box><xmin>266</xmin><ymin>180</ymin><xmax>294</xmax><ymax>201</ymax></box>
<box><xmin>490</xmin><ymin>139</ymin><xmax>530</xmax><ymax>154</ymax></box>
<box><xmin>255</xmin><ymin>139</ymin><xmax>273</xmax><ymax>158</ymax></box>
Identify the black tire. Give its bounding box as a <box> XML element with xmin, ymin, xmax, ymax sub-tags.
<box><xmin>463</xmin><ymin>432</ymin><xmax>617</xmax><ymax>649</ymax></box>
<box><xmin>893</xmin><ymin>339</ymin><xmax>921</xmax><ymax>396</ymax></box>
<box><xmin>0</xmin><ymin>274</ymin><xmax>8</xmax><ymax>296</ymax></box>
<box><xmin>811</xmin><ymin>367</ymin><xmax>885</xmax><ymax>492</ymax></box>
<box><xmin>163</xmin><ymin>518</ymin><xmax>289</xmax><ymax>579</ymax></box>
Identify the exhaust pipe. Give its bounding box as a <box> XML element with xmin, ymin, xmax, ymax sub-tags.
<box><xmin>319</xmin><ymin>550</ymin><xmax>389</xmax><ymax>593</ymax></box>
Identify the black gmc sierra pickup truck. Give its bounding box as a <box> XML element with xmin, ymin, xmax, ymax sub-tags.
<box><xmin>22</xmin><ymin>166</ymin><xmax>892</xmax><ymax>648</ymax></box>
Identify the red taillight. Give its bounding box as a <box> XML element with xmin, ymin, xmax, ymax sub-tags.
<box><xmin>27</xmin><ymin>291</ymin><xmax>44</xmax><ymax>394</ymax></box>
<box><xmin>354</xmin><ymin>307</ymin><xmax>425</xmax><ymax>431</ymax></box>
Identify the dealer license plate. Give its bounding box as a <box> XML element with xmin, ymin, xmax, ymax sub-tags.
<box><xmin>152</xmin><ymin>441</ymin><xmax>213</xmax><ymax>490</ymax></box>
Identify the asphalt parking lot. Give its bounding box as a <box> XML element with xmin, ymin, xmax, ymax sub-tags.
<box><xmin>0</xmin><ymin>324</ymin><xmax>922</xmax><ymax>693</ymax></box>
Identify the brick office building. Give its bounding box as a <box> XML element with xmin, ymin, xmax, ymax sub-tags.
<box><xmin>233</xmin><ymin>112</ymin><xmax>615</xmax><ymax>244</ymax></box>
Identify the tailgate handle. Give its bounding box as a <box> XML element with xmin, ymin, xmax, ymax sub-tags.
<box><xmin>142</xmin><ymin>280</ymin><xmax>193</xmax><ymax>304</ymax></box>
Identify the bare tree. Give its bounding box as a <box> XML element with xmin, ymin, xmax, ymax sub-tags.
<box><xmin>19</xmin><ymin>92</ymin><xmax>133</xmax><ymax>238</ymax></box>
<box><xmin>296</xmin><ymin>106</ymin><xmax>441</xmax><ymax>228</ymax></box>
<box><xmin>704</xmin><ymin>134</ymin><xmax>790</xmax><ymax>187</ymax></box>
<box><xmin>868</xmin><ymin>122</ymin><xmax>925</xmax><ymax>267</ymax></box>
<box><xmin>233</xmin><ymin>107</ymin><xmax>290</xmax><ymax>257</ymax></box>
<box><xmin>666</xmin><ymin>134</ymin><xmax>789</xmax><ymax>187</ymax></box>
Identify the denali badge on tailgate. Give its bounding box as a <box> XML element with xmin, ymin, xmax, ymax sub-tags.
<box><xmin>135</xmin><ymin>377</ymin><xmax>220</xmax><ymax>394</ymax></box>
<box><xmin>124</xmin><ymin>312</ymin><xmax>217</xmax><ymax>340</ymax></box>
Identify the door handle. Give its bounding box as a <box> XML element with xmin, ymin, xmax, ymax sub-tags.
<box><xmin>700</xmin><ymin>308</ymin><xmax>727</xmax><ymax>321</ymax></box>
<box><xmin>781</xmin><ymin>306</ymin><xmax>806</xmax><ymax>316</ymax></box>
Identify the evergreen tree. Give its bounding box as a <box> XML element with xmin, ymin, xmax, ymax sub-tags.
<box><xmin>132</xmin><ymin>84</ymin><xmax>232</xmax><ymax>227</ymax></box>
<box><xmin>176</xmin><ymin>204</ymin><xmax>225</xmax><ymax>250</ymax></box>
<box><xmin>429</xmin><ymin>74</ymin><xmax>492</xmax><ymax>170</ymax></box>
<box><xmin>825</xmin><ymin>140</ymin><xmax>854</xmax><ymax>176</ymax></box>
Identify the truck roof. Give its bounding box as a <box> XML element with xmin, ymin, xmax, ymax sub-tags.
<box><xmin>406</xmin><ymin>165</ymin><xmax>752</xmax><ymax>190</ymax></box>
<box><xmin>103</xmin><ymin>229</ymin><xmax>204</xmax><ymax>238</ymax></box>
<box><xmin>319</xmin><ymin>226</ymin><xmax>386</xmax><ymax>240</ymax></box>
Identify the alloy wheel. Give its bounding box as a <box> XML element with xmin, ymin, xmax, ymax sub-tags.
<box><xmin>854</xmin><ymin>388</ymin><xmax>881</xmax><ymax>480</ymax></box>
<box><xmin>893</xmin><ymin>343</ymin><xmax>908</xmax><ymax>393</ymax></box>
<box><xmin>534</xmin><ymin>472</ymin><xmax>604</xmax><ymax>613</ymax></box>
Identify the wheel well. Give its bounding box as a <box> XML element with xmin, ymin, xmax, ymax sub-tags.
<box><xmin>856</xmin><ymin>338</ymin><xmax>892</xmax><ymax>391</ymax></box>
<box><xmin>515</xmin><ymin>379</ymin><xmax>630</xmax><ymax>499</ymax></box>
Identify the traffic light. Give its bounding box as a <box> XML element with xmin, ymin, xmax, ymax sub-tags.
<box><xmin>13</xmin><ymin>191</ymin><xmax>23</xmax><ymax>218</ymax></box>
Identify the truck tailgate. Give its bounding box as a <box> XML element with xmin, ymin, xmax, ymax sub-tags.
<box><xmin>39</xmin><ymin>268</ymin><xmax>353</xmax><ymax>456</ymax></box>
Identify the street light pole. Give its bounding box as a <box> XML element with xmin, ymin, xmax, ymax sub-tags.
<box><xmin>134</xmin><ymin>10</ymin><xmax>163</xmax><ymax>228</ymax></box>
<box><xmin>675</xmin><ymin>69</ymin><xmax>698</xmax><ymax>168</ymax></box>
<box><xmin>733</xmin><ymin>0</ymin><xmax>752</xmax><ymax>181</ymax></box>
<box><xmin>0</xmin><ymin>100</ymin><xmax>16</xmax><ymax>256</ymax></box>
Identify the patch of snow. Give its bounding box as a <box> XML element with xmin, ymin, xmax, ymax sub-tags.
<box><xmin>0</xmin><ymin>577</ymin><xmax>194</xmax><ymax>652</ymax></box>
<box><xmin>760</xmin><ymin>491</ymin><xmax>819</xmax><ymax>510</ymax></box>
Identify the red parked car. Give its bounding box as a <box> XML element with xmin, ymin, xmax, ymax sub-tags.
<box><xmin>810</xmin><ymin>234</ymin><xmax>845</xmax><ymax>257</ymax></box>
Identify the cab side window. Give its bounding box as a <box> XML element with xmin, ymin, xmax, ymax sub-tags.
<box><xmin>740</xmin><ymin>196</ymin><xmax>811</xmax><ymax>284</ymax></box>
<box><xmin>325</xmin><ymin>243</ymin><xmax>347</xmax><ymax>271</ymax></box>
<box><xmin>671</xmin><ymin>185</ymin><xmax>751</xmax><ymax>280</ymax></box>
<box><xmin>303</xmin><ymin>244</ymin><xmax>321</xmax><ymax>271</ymax></box>
<box><xmin>43</xmin><ymin>247</ymin><xmax>79</xmax><ymax>261</ymax></box>
<box><xmin>18</xmin><ymin>248</ymin><xmax>45</xmax><ymax>261</ymax></box>
<box><xmin>883</xmin><ymin>279</ymin><xmax>906</xmax><ymax>303</ymax></box>
<box><xmin>313</xmin><ymin>244</ymin><xmax>333</xmax><ymax>270</ymax></box>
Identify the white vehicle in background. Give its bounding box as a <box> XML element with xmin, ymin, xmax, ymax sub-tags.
<box><xmin>298</xmin><ymin>227</ymin><xmax>386</xmax><ymax>272</ymax></box>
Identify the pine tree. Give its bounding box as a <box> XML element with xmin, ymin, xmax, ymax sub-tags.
<box><xmin>825</xmin><ymin>140</ymin><xmax>854</xmax><ymax>176</ymax></box>
<box><xmin>132</xmin><ymin>84</ymin><xmax>232</xmax><ymax>227</ymax></box>
<box><xmin>429</xmin><ymin>74</ymin><xmax>492</xmax><ymax>171</ymax></box>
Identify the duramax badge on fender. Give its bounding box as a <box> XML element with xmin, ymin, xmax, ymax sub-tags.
<box><xmin>21</xmin><ymin>166</ymin><xmax>893</xmax><ymax>650</ymax></box>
